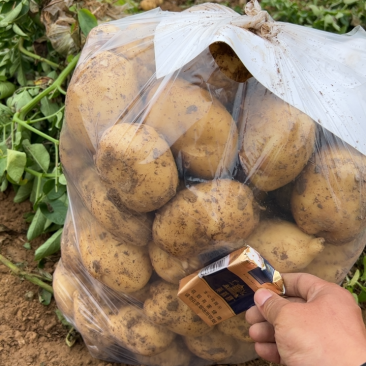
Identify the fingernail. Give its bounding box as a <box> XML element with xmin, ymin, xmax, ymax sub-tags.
<box><xmin>254</xmin><ymin>289</ymin><xmax>273</xmax><ymax>307</ymax></box>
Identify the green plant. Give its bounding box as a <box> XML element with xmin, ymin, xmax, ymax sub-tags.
<box><xmin>260</xmin><ymin>0</ymin><xmax>366</xmax><ymax>33</ymax></box>
<box><xmin>344</xmin><ymin>253</ymin><xmax>366</xmax><ymax>306</ymax></box>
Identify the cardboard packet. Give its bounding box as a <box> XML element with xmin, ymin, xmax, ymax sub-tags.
<box><xmin>178</xmin><ymin>245</ymin><xmax>285</xmax><ymax>326</ymax></box>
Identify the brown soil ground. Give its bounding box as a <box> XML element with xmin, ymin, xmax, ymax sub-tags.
<box><xmin>0</xmin><ymin>189</ymin><xmax>278</xmax><ymax>366</ymax></box>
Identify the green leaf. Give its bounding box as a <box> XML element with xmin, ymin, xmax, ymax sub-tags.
<box><xmin>349</xmin><ymin>269</ymin><xmax>360</xmax><ymax>287</ymax></box>
<box><xmin>34</xmin><ymin>228</ymin><xmax>62</xmax><ymax>260</ymax></box>
<box><xmin>358</xmin><ymin>290</ymin><xmax>366</xmax><ymax>303</ymax></box>
<box><xmin>40</xmin><ymin>97</ymin><xmax>59</xmax><ymax>123</ymax></box>
<box><xmin>352</xmin><ymin>293</ymin><xmax>359</xmax><ymax>304</ymax></box>
<box><xmin>0</xmin><ymin>141</ymin><xmax>7</xmax><ymax>177</ymax></box>
<box><xmin>55</xmin><ymin>309</ymin><xmax>72</xmax><ymax>327</ymax></box>
<box><xmin>59</xmin><ymin>174</ymin><xmax>67</xmax><ymax>185</ymax></box>
<box><xmin>343</xmin><ymin>0</ymin><xmax>358</xmax><ymax>4</ymax></box>
<box><xmin>0</xmin><ymin>2</ymin><xmax>23</xmax><ymax>27</ymax></box>
<box><xmin>69</xmin><ymin>5</ymin><xmax>77</xmax><ymax>13</ymax></box>
<box><xmin>43</xmin><ymin>179</ymin><xmax>66</xmax><ymax>200</ymax></box>
<box><xmin>22</xmin><ymin>139</ymin><xmax>50</xmax><ymax>173</ymax></box>
<box><xmin>55</xmin><ymin>111</ymin><xmax>63</xmax><ymax>129</ymax></box>
<box><xmin>6</xmin><ymin>149</ymin><xmax>26</xmax><ymax>183</ymax></box>
<box><xmin>12</xmin><ymin>90</ymin><xmax>32</xmax><ymax>112</ymax></box>
<box><xmin>0</xmin><ymin>81</ymin><xmax>15</xmax><ymax>99</ymax></box>
<box><xmin>39</xmin><ymin>199</ymin><xmax>67</xmax><ymax>225</ymax></box>
<box><xmin>23</xmin><ymin>242</ymin><xmax>31</xmax><ymax>250</ymax></box>
<box><xmin>27</xmin><ymin>208</ymin><xmax>47</xmax><ymax>241</ymax></box>
<box><xmin>39</xmin><ymin>288</ymin><xmax>52</xmax><ymax>305</ymax></box>
<box><xmin>0</xmin><ymin>177</ymin><xmax>8</xmax><ymax>191</ymax></box>
<box><xmin>77</xmin><ymin>8</ymin><xmax>98</xmax><ymax>36</ymax></box>
<box><xmin>13</xmin><ymin>180</ymin><xmax>33</xmax><ymax>202</ymax></box>
<box><xmin>12</xmin><ymin>23</ymin><xmax>27</xmax><ymax>36</ymax></box>
<box><xmin>17</xmin><ymin>57</ymin><xmax>27</xmax><ymax>86</ymax></box>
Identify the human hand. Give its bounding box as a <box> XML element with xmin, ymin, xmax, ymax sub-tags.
<box><xmin>246</xmin><ymin>273</ymin><xmax>366</xmax><ymax>366</ymax></box>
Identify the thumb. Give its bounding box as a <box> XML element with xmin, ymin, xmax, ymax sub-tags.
<box><xmin>254</xmin><ymin>289</ymin><xmax>289</xmax><ymax>325</ymax></box>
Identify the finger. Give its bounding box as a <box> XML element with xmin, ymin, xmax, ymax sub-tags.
<box><xmin>249</xmin><ymin>322</ymin><xmax>275</xmax><ymax>343</ymax></box>
<box><xmin>255</xmin><ymin>342</ymin><xmax>281</xmax><ymax>364</ymax></box>
<box><xmin>281</xmin><ymin>273</ymin><xmax>330</xmax><ymax>301</ymax></box>
<box><xmin>254</xmin><ymin>289</ymin><xmax>290</xmax><ymax>325</ymax></box>
<box><xmin>246</xmin><ymin>296</ymin><xmax>305</xmax><ymax>324</ymax></box>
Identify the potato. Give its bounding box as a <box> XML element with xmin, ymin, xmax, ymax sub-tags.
<box><xmin>60</xmin><ymin>217</ymin><xmax>82</xmax><ymax>273</ymax></box>
<box><xmin>78</xmin><ymin>220</ymin><xmax>153</xmax><ymax>293</ymax></box>
<box><xmin>303</xmin><ymin>228</ymin><xmax>366</xmax><ymax>283</ymax></box>
<box><xmin>95</xmin><ymin>123</ymin><xmax>179</xmax><ymax>213</ymax></box>
<box><xmin>65</xmin><ymin>51</ymin><xmax>139</xmax><ymax>150</ymax></box>
<box><xmin>217</xmin><ymin>312</ymin><xmax>252</xmax><ymax>342</ymax></box>
<box><xmin>153</xmin><ymin>179</ymin><xmax>260</xmax><ymax>258</ymax></box>
<box><xmin>239</xmin><ymin>78</ymin><xmax>316</xmax><ymax>191</ymax></box>
<box><xmin>144</xmin><ymin>78</ymin><xmax>238</xmax><ymax>179</ymax></box>
<box><xmin>245</xmin><ymin>219</ymin><xmax>324</xmax><ymax>273</ymax></box>
<box><xmin>220</xmin><ymin>340</ymin><xmax>257</xmax><ymax>364</ymax></box>
<box><xmin>81</xmin><ymin>23</ymin><xmax>120</xmax><ymax>58</ymax></box>
<box><xmin>73</xmin><ymin>290</ymin><xmax>114</xmax><ymax>358</ymax></box>
<box><xmin>77</xmin><ymin>167</ymin><xmax>153</xmax><ymax>246</ymax></box>
<box><xmin>144</xmin><ymin>281</ymin><xmax>212</xmax><ymax>337</ymax></box>
<box><xmin>184</xmin><ymin>328</ymin><xmax>237</xmax><ymax>362</ymax></box>
<box><xmin>291</xmin><ymin>144</ymin><xmax>366</xmax><ymax>244</ymax></box>
<box><xmin>53</xmin><ymin>261</ymin><xmax>79</xmax><ymax>321</ymax></box>
<box><xmin>59</xmin><ymin>127</ymin><xmax>92</xmax><ymax>175</ymax></box>
<box><xmin>135</xmin><ymin>338</ymin><xmax>191</xmax><ymax>366</ymax></box>
<box><xmin>109</xmin><ymin>305</ymin><xmax>176</xmax><ymax>356</ymax></box>
<box><xmin>113</xmin><ymin>27</ymin><xmax>155</xmax><ymax>88</ymax></box>
<box><xmin>209</xmin><ymin>42</ymin><xmax>252</xmax><ymax>84</ymax></box>
<box><xmin>149</xmin><ymin>241</ymin><xmax>202</xmax><ymax>284</ymax></box>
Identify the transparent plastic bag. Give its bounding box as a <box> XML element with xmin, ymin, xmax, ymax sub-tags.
<box><xmin>55</xmin><ymin>1</ymin><xmax>366</xmax><ymax>364</ymax></box>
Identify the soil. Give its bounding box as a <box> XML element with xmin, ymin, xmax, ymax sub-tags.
<box><xmin>0</xmin><ymin>188</ymin><xmax>277</xmax><ymax>366</ymax></box>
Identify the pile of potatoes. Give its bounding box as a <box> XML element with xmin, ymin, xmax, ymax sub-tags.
<box><xmin>55</xmin><ymin>21</ymin><xmax>366</xmax><ymax>365</ymax></box>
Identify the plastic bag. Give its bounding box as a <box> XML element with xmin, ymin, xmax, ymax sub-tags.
<box><xmin>55</xmin><ymin>1</ymin><xmax>366</xmax><ymax>364</ymax></box>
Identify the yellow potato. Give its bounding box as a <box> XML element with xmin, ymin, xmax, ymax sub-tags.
<box><xmin>291</xmin><ymin>144</ymin><xmax>366</xmax><ymax>244</ymax></box>
<box><xmin>239</xmin><ymin>78</ymin><xmax>316</xmax><ymax>191</ymax></box>
<box><xmin>184</xmin><ymin>328</ymin><xmax>237</xmax><ymax>362</ymax></box>
<box><xmin>60</xmin><ymin>217</ymin><xmax>82</xmax><ymax>273</ymax></box>
<box><xmin>73</xmin><ymin>290</ymin><xmax>114</xmax><ymax>359</ymax></box>
<box><xmin>303</xmin><ymin>228</ymin><xmax>366</xmax><ymax>283</ymax></box>
<box><xmin>77</xmin><ymin>167</ymin><xmax>153</xmax><ymax>246</ymax></box>
<box><xmin>135</xmin><ymin>338</ymin><xmax>192</xmax><ymax>366</ymax></box>
<box><xmin>95</xmin><ymin>123</ymin><xmax>179</xmax><ymax>213</ymax></box>
<box><xmin>53</xmin><ymin>260</ymin><xmax>79</xmax><ymax>322</ymax></box>
<box><xmin>144</xmin><ymin>78</ymin><xmax>238</xmax><ymax>179</ymax></box>
<box><xmin>245</xmin><ymin>219</ymin><xmax>324</xmax><ymax>272</ymax></box>
<box><xmin>144</xmin><ymin>281</ymin><xmax>212</xmax><ymax>337</ymax></box>
<box><xmin>149</xmin><ymin>241</ymin><xmax>202</xmax><ymax>284</ymax></box>
<box><xmin>109</xmin><ymin>305</ymin><xmax>176</xmax><ymax>356</ymax></box>
<box><xmin>78</xmin><ymin>220</ymin><xmax>153</xmax><ymax>293</ymax></box>
<box><xmin>217</xmin><ymin>312</ymin><xmax>253</xmax><ymax>342</ymax></box>
<box><xmin>153</xmin><ymin>180</ymin><xmax>260</xmax><ymax>258</ymax></box>
<box><xmin>220</xmin><ymin>340</ymin><xmax>257</xmax><ymax>364</ymax></box>
<box><xmin>65</xmin><ymin>51</ymin><xmax>139</xmax><ymax>150</ymax></box>
<box><xmin>209</xmin><ymin>42</ymin><xmax>252</xmax><ymax>84</ymax></box>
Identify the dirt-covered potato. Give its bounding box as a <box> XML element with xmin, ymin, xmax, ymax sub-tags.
<box><xmin>239</xmin><ymin>78</ymin><xmax>316</xmax><ymax>191</ymax></box>
<box><xmin>73</xmin><ymin>291</ymin><xmax>115</xmax><ymax>359</ymax></box>
<box><xmin>292</xmin><ymin>144</ymin><xmax>366</xmax><ymax>244</ymax></box>
<box><xmin>149</xmin><ymin>242</ymin><xmax>202</xmax><ymax>284</ymax></box>
<box><xmin>65</xmin><ymin>51</ymin><xmax>138</xmax><ymax>151</ymax></box>
<box><xmin>217</xmin><ymin>312</ymin><xmax>252</xmax><ymax>342</ymax></box>
<box><xmin>153</xmin><ymin>180</ymin><xmax>260</xmax><ymax>258</ymax></box>
<box><xmin>209</xmin><ymin>42</ymin><xmax>252</xmax><ymax>84</ymax></box>
<box><xmin>113</xmin><ymin>27</ymin><xmax>155</xmax><ymax>89</ymax></box>
<box><xmin>77</xmin><ymin>167</ymin><xmax>153</xmax><ymax>246</ymax></box>
<box><xmin>303</xmin><ymin>228</ymin><xmax>366</xmax><ymax>283</ymax></box>
<box><xmin>245</xmin><ymin>219</ymin><xmax>324</xmax><ymax>272</ymax></box>
<box><xmin>78</xmin><ymin>221</ymin><xmax>153</xmax><ymax>293</ymax></box>
<box><xmin>135</xmin><ymin>338</ymin><xmax>191</xmax><ymax>366</ymax></box>
<box><xmin>144</xmin><ymin>78</ymin><xmax>238</xmax><ymax>179</ymax></box>
<box><xmin>184</xmin><ymin>328</ymin><xmax>237</xmax><ymax>362</ymax></box>
<box><xmin>144</xmin><ymin>281</ymin><xmax>212</xmax><ymax>337</ymax></box>
<box><xmin>221</xmin><ymin>340</ymin><xmax>258</xmax><ymax>364</ymax></box>
<box><xmin>95</xmin><ymin>123</ymin><xmax>179</xmax><ymax>213</ymax></box>
<box><xmin>53</xmin><ymin>261</ymin><xmax>79</xmax><ymax>321</ymax></box>
<box><xmin>109</xmin><ymin>305</ymin><xmax>176</xmax><ymax>356</ymax></box>
<box><xmin>60</xmin><ymin>217</ymin><xmax>83</xmax><ymax>273</ymax></box>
